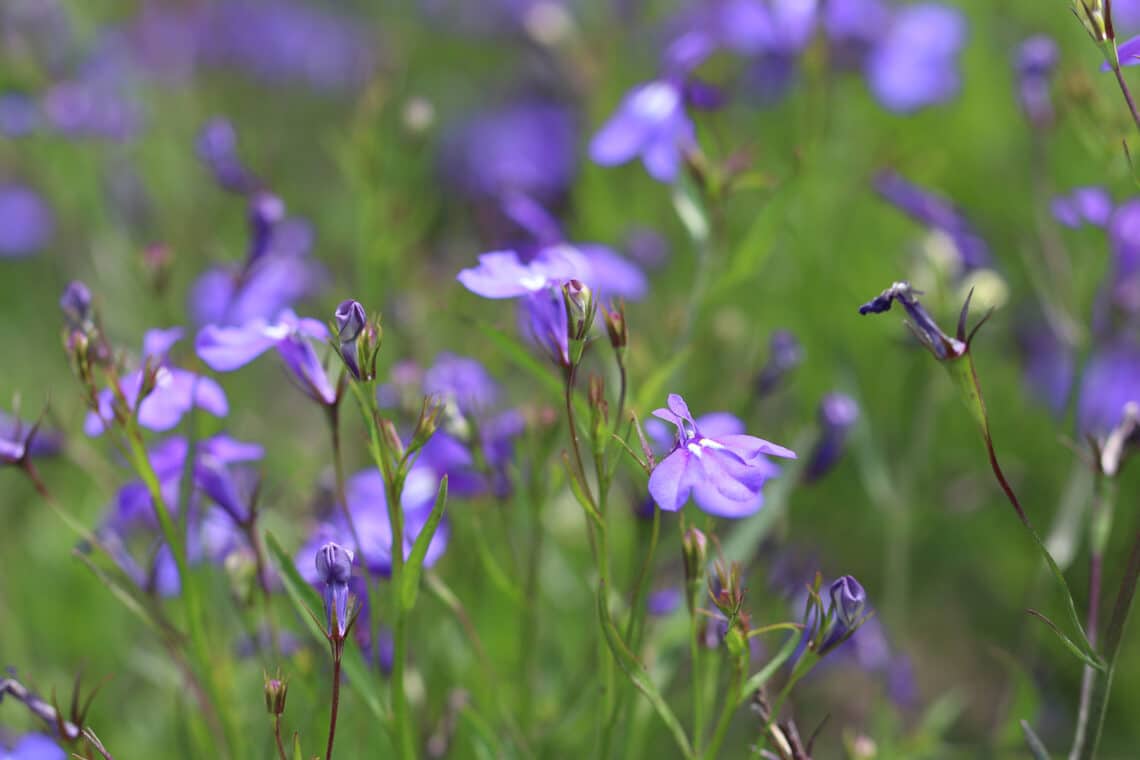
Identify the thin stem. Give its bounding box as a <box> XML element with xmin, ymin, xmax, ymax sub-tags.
<box><xmin>325</xmin><ymin>648</ymin><xmax>343</xmax><ymax>760</ymax></box>
<box><xmin>1111</xmin><ymin>63</ymin><xmax>1140</xmax><ymax>134</ymax></box>
<box><xmin>1070</xmin><ymin>551</ymin><xmax>1102</xmax><ymax>760</ymax></box>
<box><xmin>690</xmin><ymin>613</ymin><xmax>706</xmax><ymax>753</ymax></box>
<box><xmin>563</xmin><ymin>364</ymin><xmax>595</xmax><ymax>509</ymax></box>
<box><xmin>273</xmin><ymin>716</ymin><xmax>288</xmax><ymax>760</ymax></box>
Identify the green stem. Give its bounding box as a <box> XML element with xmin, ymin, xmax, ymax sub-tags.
<box><xmin>690</xmin><ymin>613</ymin><xmax>706</xmax><ymax>753</ymax></box>
<box><xmin>704</xmin><ymin>662</ymin><xmax>743</xmax><ymax>760</ymax></box>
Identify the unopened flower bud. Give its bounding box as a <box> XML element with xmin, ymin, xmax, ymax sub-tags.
<box><xmin>247</xmin><ymin>192</ymin><xmax>285</xmax><ymax>263</ymax></box>
<box><xmin>315</xmin><ymin>542</ymin><xmax>354</xmax><ymax>638</ymax></box>
<box><xmin>755</xmin><ymin>330</ymin><xmax>802</xmax><ymax>397</ymax></box>
<box><xmin>563</xmin><ymin>279</ymin><xmax>594</xmax><ymax>340</ymax></box>
<box><xmin>681</xmin><ymin>526</ymin><xmax>708</xmax><ymax>614</ymax></box>
<box><xmin>60</xmin><ymin>281</ymin><xmax>93</xmax><ymax>331</ymax></box>
<box><xmin>803</xmin><ymin>393</ymin><xmax>860</xmax><ymax>483</ymax></box>
<box><xmin>602</xmin><ymin>302</ymin><xmax>628</xmax><ymax>353</ymax></box>
<box><xmin>829</xmin><ymin>575</ymin><xmax>866</xmax><ymax>629</ymax></box>
<box><xmin>1071</xmin><ymin>0</ymin><xmax>1113</xmax><ymax>45</ymax></box>
<box><xmin>264</xmin><ymin>670</ymin><xmax>288</xmax><ymax>716</ymax></box>
<box><xmin>335</xmin><ymin>299</ymin><xmax>367</xmax><ymax>380</ymax></box>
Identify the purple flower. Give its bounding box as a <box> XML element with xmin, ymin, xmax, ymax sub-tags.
<box><xmin>0</xmin><ymin>184</ymin><xmax>53</xmax><ymax>257</ymax></box>
<box><xmin>865</xmin><ymin>4</ymin><xmax>966</xmax><ymax>113</ymax></box>
<box><xmin>335</xmin><ymin>299</ymin><xmax>367</xmax><ymax>381</ymax></box>
<box><xmin>196</xmin><ymin>117</ymin><xmax>258</xmax><ymax>194</ymax></box>
<box><xmin>1052</xmin><ymin>187</ymin><xmax>1113</xmax><ymax>229</ymax></box>
<box><xmin>1016</xmin><ymin>35</ymin><xmax>1059</xmax><ymax>129</ymax></box>
<box><xmin>648</xmin><ymin>393</ymin><xmax>795</xmax><ymax>518</ymax></box>
<box><xmin>85</xmin><ymin>327</ymin><xmax>228</xmax><ymax>436</ymax></box>
<box><xmin>457</xmin><ymin>247</ymin><xmax>584</xmax><ymax>299</ymax></box>
<box><xmin>441</xmin><ymin>100</ymin><xmax>577</xmax><ymax>203</ymax></box>
<box><xmin>1108</xmin><ymin>34</ymin><xmax>1140</xmax><ymax>70</ymax></box>
<box><xmin>1078</xmin><ymin>339</ymin><xmax>1140</xmax><ymax>435</ymax></box>
<box><xmin>520</xmin><ymin>288</ymin><xmax>570</xmax><ymax>366</ymax></box>
<box><xmin>423</xmin><ymin>353</ymin><xmax>499</xmax><ymax>416</ymax></box>
<box><xmin>590</xmin><ymin>79</ymin><xmax>696</xmax><ymax>183</ymax></box>
<box><xmin>189</xmin><ymin>192</ymin><xmax>323</xmax><ymax>327</ymax></box>
<box><xmin>196</xmin><ymin>310</ymin><xmax>336</xmax><ymax>405</ymax></box>
<box><xmin>0</xmin><ymin>412</ymin><xmax>62</xmax><ymax>465</ymax></box>
<box><xmin>802</xmin><ymin>393</ymin><xmax>859</xmax><ymax>483</ymax></box>
<box><xmin>874</xmin><ymin>170</ymin><xmax>990</xmax><ymax>270</ymax></box>
<box><xmin>490</xmin><ymin>194</ymin><xmax>649</xmax><ymax>300</ymax></box>
<box><xmin>1017</xmin><ymin>322</ymin><xmax>1074</xmax><ymax>415</ymax></box>
<box><xmin>829</xmin><ymin>575</ymin><xmax>866</xmax><ymax>628</ymax></box>
<box><xmin>648</xmin><ymin>587</ymin><xmax>683</xmax><ymax>617</ymax></box>
<box><xmin>2</xmin><ymin>733</ymin><xmax>65</xmax><ymax>760</ymax></box>
<box><xmin>824</xmin><ymin>0</ymin><xmax>891</xmax><ymax>64</ymax></box>
<box><xmin>858</xmin><ymin>281</ymin><xmax>965</xmax><ymax>360</ymax></box>
<box><xmin>0</xmin><ymin>93</ymin><xmax>41</xmax><ymax>137</ymax></box>
<box><xmin>1108</xmin><ymin>199</ymin><xmax>1140</xmax><ymax>312</ymax></box>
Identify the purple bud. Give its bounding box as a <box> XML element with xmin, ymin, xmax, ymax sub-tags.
<box><xmin>1016</xmin><ymin>36</ymin><xmax>1059</xmax><ymax>130</ymax></box>
<box><xmin>335</xmin><ymin>299</ymin><xmax>367</xmax><ymax>380</ymax></box>
<box><xmin>829</xmin><ymin>575</ymin><xmax>866</xmax><ymax>629</ymax></box>
<box><xmin>247</xmin><ymin>192</ymin><xmax>285</xmax><ymax>263</ymax></box>
<box><xmin>59</xmin><ymin>280</ymin><xmax>93</xmax><ymax>329</ymax></box>
<box><xmin>315</xmin><ymin>541</ymin><xmax>353</xmax><ymax>638</ymax></box>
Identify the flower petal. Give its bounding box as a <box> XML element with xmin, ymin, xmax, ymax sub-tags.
<box><xmin>648</xmin><ymin>449</ymin><xmax>693</xmax><ymax>511</ymax></box>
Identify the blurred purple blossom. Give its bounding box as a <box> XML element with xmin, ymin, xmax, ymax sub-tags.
<box><xmin>874</xmin><ymin>170</ymin><xmax>990</xmax><ymax>270</ymax></box>
<box><xmin>423</xmin><ymin>353</ymin><xmax>500</xmax><ymax>416</ymax></box>
<box><xmin>801</xmin><ymin>393</ymin><xmax>859</xmax><ymax>483</ymax></box>
<box><xmin>864</xmin><ymin>4</ymin><xmax>966</xmax><ymax>113</ymax></box>
<box><xmin>1108</xmin><ymin>199</ymin><xmax>1140</xmax><ymax>312</ymax></box>
<box><xmin>441</xmin><ymin>100</ymin><xmax>577</xmax><ymax>203</ymax></box>
<box><xmin>0</xmin><ymin>185</ymin><xmax>54</xmax><ymax>257</ymax></box>
<box><xmin>1016</xmin><ymin>36</ymin><xmax>1059</xmax><ymax>129</ymax></box>
<box><xmin>648</xmin><ymin>393</ymin><xmax>795</xmax><ymax>518</ymax></box>
<box><xmin>0</xmin><ymin>94</ymin><xmax>40</xmax><ymax>137</ymax></box>
<box><xmin>85</xmin><ymin>328</ymin><xmax>228</xmax><ymax>436</ymax></box>
<box><xmin>1017</xmin><ymin>323</ymin><xmax>1075</xmax><ymax>415</ymax></box>
<box><xmin>1078</xmin><ymin>340</ymin><xmax>1140</xmax><ymax>436</ymax></box>
<box><xmin>590</xmin><ymin>79</ymin><xmax>695</xmax><ymax>183</ymax></box>
<box><xmin>1</xmin><ymin>733</ymin><xmax>65</xmax><ymax>760</ymax></box>
<box><xmin>0</xmin><ymin>412</ymin><xmax>62</xmax><ymax>465</ymax></box>
<box><xmin>521</xmin><ymin>288</ymin><xmax>571</xmax><ymax>366</ymax></box>
<box><xmin>196</xmin><ymin>118</ymin><xmax>259</xmax><ymax>195</ymax></box>
<box><xmin>755</xmin><ymin>329</ymin><xmax>803</xmax><ymax>397</ymax></box>
<box><xmin>1052</xmin><ymin>187</ymin><xmax>1113</xmax><ymax>229</ymax></box>
<box><xmin>647</xmin><ymin>587</ymin><xmax>683</xmax><ymax>616</ymax></box>
<box><xmin>196</xmin><ymin>310</ymin><xmax>336</xmax><ymax>405</ymax></box>
<box><xmin>458</xmin><ymin>248</ymin><xmax>584</xmax><ymax>299</ymax></box>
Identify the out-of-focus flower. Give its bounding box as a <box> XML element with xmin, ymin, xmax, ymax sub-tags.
<box><xmin>874</xmin><ymin>170</ymin><xmax>990</xmax><ymax>271</ymax></box>
<box><xmin>864</xmin><ymin>4</ymin><xmax>966</xmax><ymax>112</ymax></box>
<box><xmin>458</xmin><ymin>248</ymin><xmax>584</xmax><ymax>299</ymax></box>
<box><xmin>1107</xmin><ymin>199</ymin><xmax>1140</xmax><ymax>312</ymax></box>
<box><xmin>85</xmin><ymin>328</ymin><xmax>228</xmax><ymax>436</ymax></box>
<box><xmin>521</xmin><ymin>288</ymin><xmax>571</xmax><ymax>366</ymax></box>
<box><xmin>1052</xmin><ymin>187</ymin><xmax>1113</xmax><ymax>229</ymax></box>
<box><xmin>0</xmin><ymin>93</ymin><xmax>41</xmax><ymax>137</ymax></box>
<box><xmin>1078</xmin><ymin>339</ymin><xmax>1140</xmax><ymax>435</ymax></box>
<box><xmin>648</xmin><ymin>393</ymin><xmax>795</xmax><ymax>517</ymax></box>
<box><xmin>441</xmin><ymin>100</ymin><xmax>577</xmax><ymax>203</ymax></box>
<box><xmin>190</xmin><ymin>188</ymin><xmax>324</xmax><ymax>327</ymax></box>
<box><xmin>423</xmin><ymin>353</ymin><xmax>500</xmax><ymax>416</ymax></box>
<box><xmin>590</xmin><ymin>79</ymin><xmax>695</xmax><ymax>182</ymax></box>
<box><xmin>196</xmin><ymin>117</ymin><xmax>259</xmax><ymax>194</ymax></box>
<box><xmin>802</xmin><ymin>393</ymin><xmax>859</xmax><ymax>483</ymax></box>
<box><xmin>647</xmin><ymin>587</ymin><xmax>683</xmax><ymax>617</ymax></box>
<box><xmin>1016</xmin><ymin>35</ymin><xmax>1060</xmax><ymax>129</ymax></box>
<box><xmin>1</xmin><ymin>733</ymin><xmax>65</xmax><ymax>760</ymax></box>
<box><xmin>0</xmin><ymin>185</ymin><xmax>53</xmax><ymax>257</ymax></box>
<box><xmin>196</xmin><ymin>310</ymin><xmax>336</xmax><ymax>405</ymax></box>
<box><xmin>1017</xmin><ymin>322</ymin><xmax>1075</xmax><ymax>415</ymax></box>
<box><xmin>755</xmin><ymin>330</ymin><xmax>803</xmax><ymax>397</ymax></box>
<box><xmin>0</xmin><ymin>412</ymin><xmax>62</xmax><ymax>465</ymax></box>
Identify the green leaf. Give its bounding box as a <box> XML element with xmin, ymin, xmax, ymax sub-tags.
<box><xmin>596</xmin><ymin>585</ymin><xmax>694</xmax><ymax>759</ymax></box>
<box><xmin>292</xmin><ymin>731</ymin><xmax>305</xmax><ymax>760</ymax></box>
<box><xmin>264</xmin><ymin>532</ymin><xmax>390</xmax><ymax>724</ymax></box>
<box><xmin>402</xmin><ymin>476</ymin><xmax>448</xmax><ymax>610</ymax></box>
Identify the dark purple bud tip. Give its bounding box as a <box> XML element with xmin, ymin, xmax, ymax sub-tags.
<box><xmin>60</xmin><ymin>280</ymin><xmax>93</xmax><ymax>327</ymax></box>
<box><xmin>829</xmin><ymin>575</ymin><xmax>866</xmax><ymax>628</ymax></box>
<box><xmin>315</xmin><ymin>542</ymin><xmax>353</xmax><ymax>585</ymax></box>
<box><xmin>335</xmin><ymin>299</ymin><xmax>367</xmax><ymax>344</ymax></box>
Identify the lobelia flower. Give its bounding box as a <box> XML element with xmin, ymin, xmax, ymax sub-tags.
<box><xmin>874</xmin><ymin>170</ymin><xmax>990</xmax><ymax>271</ymax></box>
<box><xmin>0</xmin><ymin>93</ymin><xmax>40</xmax><ymax>138</ymax></box>
<box><xmin>1052</xmin><ymin>186</ymin><xmax>1113</xmax><ymax>229</ymax></box>
<box><xmin>1</xmin><ymin>733</ymin><xmax>65</xmax><ymax>760</ymax></box>
<box><xmin>1077</xmin><ymin>339</ymin><xmax>1140</xmax><ymax>436</ymax></box>
<box><xmin>84</xmin><ymin>327</ymin><xmax>228</xmax><ymax>436</ymax></box>
<box><xmin>648</xmin><ymin>393</ymin><xmax>795</xmax><ymax>518</ymax></box>
<box><xmin>864</xmin><ymin>3</ymin><xmax>966</xmax><ymax>113</ymax></box>
<box><xmin>647</xmin><ymin>587</ymin><xmax>683</xmax><ymax>617</ymax></box>
<box><xmin>315</xmin><ymin>542</ymin><xmax>354</xmax><ymax>638</ymax></box>
<box><xmin>589</xmin><ymin>78</ymin><xmax>696</xmax><ymax>183</ymax></box>
<box><xmin>521</xmin><ymin>288</ymin><xmax>571</xmax><ymax>366</ymax></box>
<box><xmin>195</xmin><ymin>117</ymin><xmax>259</xmax><ymax>194</ymax></box>
<box><xmin>1016</xmin><ymin>35</ymin><xmax>1060</xmax><ymax>130</ymax></box>
<box><xmin>802</xmin><ymin>393</ymin><xmax>859</xmax><ymax>483</ymax></box>
<box><xmin>0</xmin><ymin>184</ymin><xmax>54</xmax><ymax>257</ymax></box>
<box><xmin>1106</xmin><ymin>199</ymin><xmax>1140</xmax><ymax>312</ymax></box>
<box><xmin>0</xmin><ymin>412</ymin><xmax>63</xmax><ymax>466</ymax></box>
<box><xmin>1016</xmin><ymin>321</ymin><xmax>1075</xmax><ymax>415</ymax></box>
<box><xmin>440</xmin><ymin>99</ymin><xmax>577</xmax><ymax>204</ymax></box>
<box><xmin>196</xmin><ymin>309</ymin><xmax>337</xmax><ymax>405</ymax></box>
<box><xmin>189</xmin><ymin>189</ymin><xmax>325</xmax><ymax>327</ymax></box>
<box><xmin>423</xmin><ymin>352</ymin><xmax>500</xmax><ymax>417</ymax></box>
<box><xmin>457</xmin><ymin>247</ymin><xmax>584</xmax><ymax>299</ymax></box>
<box><xmin>829</xmin><ymin>575</ymin><xmax>866</xmax><ymax>628</ymax></box>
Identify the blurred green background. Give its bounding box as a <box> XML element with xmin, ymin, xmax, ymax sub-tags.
<box><xmin>2</xmin><ymin>0</ymin><xmax>1140</xmax><ymax>757</ymax></box>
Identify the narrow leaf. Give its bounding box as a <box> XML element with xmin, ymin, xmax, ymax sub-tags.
<box><xmin>739</xmin><ymin>633</ymin><xmax>800</xmax><ymax>706</ymax></box>
<box><xmin>1025</xmin><ymin>610</ymin><xmax>1104</xmax><ymax>670</ymax></box>
<box><xmin>596</xmin><ymin>586</ymin><xmax>694</xmax><ymax>759</ymax></box>
<box><xmin>402</xmin><ymin>476</ymin><xmax>448</xmax><ymax>610</ymax></box>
